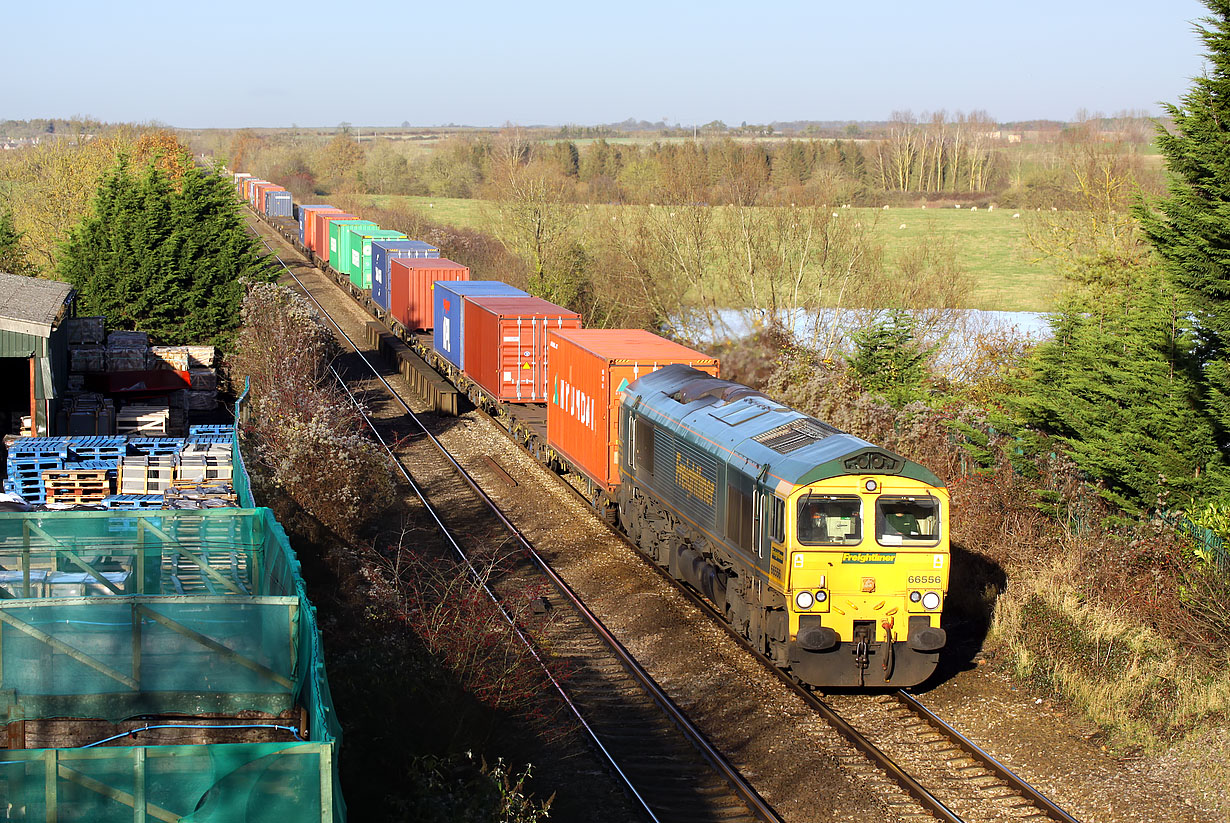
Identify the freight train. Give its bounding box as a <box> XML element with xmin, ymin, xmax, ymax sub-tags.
<box><xmin>235</xmin><ymin>171</ymin><xmax>950</xmax><ymax>688</ymax></box>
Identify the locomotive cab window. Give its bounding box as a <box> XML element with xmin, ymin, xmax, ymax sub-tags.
<box><xmin>770</xmin><ymin>495</ymin><xmax>785</xmax><ymax>543</ymax></box>
<box><xmin>876</xmin><ymin>497</ymin><xmax>940</xmax><ymax>546</ymax></box>
<box><xmin>797</xmin><ymin>496</ymin><xmax>861</xmax><ymax>546</ymax></box>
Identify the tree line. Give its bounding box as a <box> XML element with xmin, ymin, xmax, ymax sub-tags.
<box><xmin>211</xmin><ymin>111</ymin><xmax>1162</xmax><ymax>209</ymax></box>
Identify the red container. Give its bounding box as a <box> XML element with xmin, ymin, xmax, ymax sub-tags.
<box><xmin>388</xmin><ymin>258</ymin><xmax>470</xmax><ymax>330</ymax></box>
<box><xmin>463</xmin><ymin>296</ymin><xmax>581</xmax><ymax>403</ymax></box>
<box><xmin>259</xmin><ymin>185</ymin><xmax>286</xmax><ymax>213</ymax></box>
<box><xmin>314</xmin><ymin>213</ymin><xmax>357</xmax><ymax>263</ymax></box>
<box><xmin>304</xmin><ymin>207</ymin><xmax>344</xmax><ymax>252</ymax></box>
<box><xmin>546</xmin><ymin>329</ymin><xmax>719</xmax><ymax>491</ymax></box>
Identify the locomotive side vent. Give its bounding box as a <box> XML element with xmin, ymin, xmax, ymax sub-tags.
<box><xmin>753</xmin><ymin>418</ymin><xmax>841</xmax><ymax>454</ymax></box>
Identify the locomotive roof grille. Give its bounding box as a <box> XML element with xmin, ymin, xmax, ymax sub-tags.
<box><xmin>753</xmin><ymin>418</ymin><xmax>843</xmax><ymax>454</ymax></box>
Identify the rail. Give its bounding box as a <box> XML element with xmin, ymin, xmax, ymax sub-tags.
<box><xmin>245</xmin><ymin>222</ymin><xmax>783</xmax><ymax>823</ymax></box>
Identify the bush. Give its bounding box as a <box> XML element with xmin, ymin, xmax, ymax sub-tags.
<box><xmin>232</xmin><ymin>283</ymin><xmax>395</xmax><ymax>539</ymax></box>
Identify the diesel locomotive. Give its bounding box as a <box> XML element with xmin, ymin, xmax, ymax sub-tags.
<box><xmin>615</xmin><ymin>365</ymin><xmax>948</xmax><ymax>687</ymax></box>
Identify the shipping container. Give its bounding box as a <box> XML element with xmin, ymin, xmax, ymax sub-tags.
<box><xmin>260</xmin><ymin>185</ymin><xmax>285</xmax><ymax>211</ymax></box>
<box><xmin>266</xmin><ymin>190</ymin><xmax>292</xmax><ymax>218</ymax></box>
<box><xmin>330</xmin><ymin>220</ymin><xmax>378</xmax><ymax>279</ymax></box>
<box><xmin>347</xmin><ymin>228</ymin><xmax>407</xmax><ymax>289</ymax></box>
<box><xmin>389</xmin><ymin>258</ymin><xmax>470</xmax><ymax>330</ymax></box>
<box><xmin>250</xmin><ymin>181</ymin><xmax>273</xmax><ymax>209</ymax></box>
<box><xmin>371</xmin><ymin>240</ymin><xmax>440</xmax><ymax>311</ymax></box>
<box><xmin>233</xmin><ymin>173</ymin><xmax>251</xmax><ymax>196</ymax></box>
<box><xmin>545</xmin><ymin>329</ymin><xmax>720</xmax><ymax>492</ymax></box>
<box><xmin>258</xmin><ymin>184</ymin><xmax>286</xmax><ymax>214</ymax></box>
<box><xmin>297</xmin><ymin>205</ymin><xmax>337</xmax><ymax>248</ymax></box>
<box><xmin>433</xmin><ymin>280</ymin><xmax>528</xmax><ymax>371</ymax></box>
<box><xmin>463</xmin><ymin>296</ymin><xmax>581</xmax><ymax>403</ymax></box>
<box><xmin>304</xmin><ymin>207</ymin><xmax>344</xmax><ymax>252</ymax></box>
<box><xmin>314</xmin><ymin>213</ymin><xmax>358</xmax><ymax>263</ymax></box>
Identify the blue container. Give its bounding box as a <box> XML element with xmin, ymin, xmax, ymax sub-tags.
<box><xmin>296</xmin><ymin>205</ymin><xmax>336</xmax><ymax>246</ymax></box>
<box><xmin>267</xmin><ymin>190</ymin><xmax>293</xmax><ymax>218</ymax></box>
<box><xmin>370</xmin><ymin>240</ymin><xmax>441</xmax><ymax>311</ymax></box>
<box><xmin>433</xmin><ymin>281</ymin><xmax>527</xmax><ymax>372</ymax></box>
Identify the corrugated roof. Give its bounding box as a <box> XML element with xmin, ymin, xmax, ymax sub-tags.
<box><xmin>0</xmin><ymin>272</ymin><xmax>74</xmax><ymax>337</ymax></box>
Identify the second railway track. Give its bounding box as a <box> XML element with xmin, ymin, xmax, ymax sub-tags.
<box><xmin>244</xmin><ymin>211</ymin><xmax>1084</xmax><ymax>823</ymax></box>
<box><xmin>245</xmin><ymin>218</ymin><xmax>780</xmax><ymax>823</ymax></box>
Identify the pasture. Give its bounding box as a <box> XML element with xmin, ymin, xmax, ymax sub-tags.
<box><xmin>352</xmin><ymin>195</ymin><xmax>1064</xmax><ymax>312</ymax></box>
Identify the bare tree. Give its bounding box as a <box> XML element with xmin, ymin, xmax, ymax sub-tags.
<box><xmin>486</xmin><ymin>127</ymin><xmax>582</xmax><ymax>306</ymax></box>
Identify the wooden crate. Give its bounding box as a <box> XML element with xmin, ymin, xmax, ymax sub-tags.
<box><xmin>118</xmin><ymin>456</ymin><xmax>178</xmax><ymax>494</ymax></box>
<box><xmin>117</xmin><ymin>406</ymin><xmax>170</xmax><ymax>436</ymax></box>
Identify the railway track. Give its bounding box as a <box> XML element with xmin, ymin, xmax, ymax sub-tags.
<box><xmin>244</xmin><ymin>218</ymin><xmax>778</xmax><ymax>823</ymax></box>
<box><xmin>244</xmin><ymin>210</ymin><xmax>1084</xmax><ymax>823</ymax></box>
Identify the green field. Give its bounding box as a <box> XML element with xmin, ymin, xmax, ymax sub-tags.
<box><xmin>353</xmin><ymin>196</ymin><xmax>1062</xmax><ymax>312</ymax></box>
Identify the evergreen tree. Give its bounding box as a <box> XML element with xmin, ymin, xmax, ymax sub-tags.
<box><xmin>1009</xmin><ymin>274</ymin><xmax>1227</xmax><ymax>511</ymax></box>
<box><xmin>1137</xmin><ymin>0</ymin><xmax>1230</xmax><ymax>440</ymax></box>
<box><xmin>847</xmin><ymin>310</ymin><xmax>934</xmax><ymax>406</ymax></box>
<box><xmin>60</xmin><ymin>156</ymin><xmax>267</xmax><ymax>346</ymax></box>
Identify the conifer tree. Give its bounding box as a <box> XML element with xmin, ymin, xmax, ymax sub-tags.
<box><xmin>1009</xmin><ymin>274</ymin><xmax>1227</xmax><ymax>511</ymax></box>
<box><xmin>1138</xmin><ymin>0</ymin><xmax>1230</xmax><ymax>439</ymax></box>
<box><xmin>61</xmin><ymin>155</ymin><xmax>267</xmax><ymax>346</ymax></box>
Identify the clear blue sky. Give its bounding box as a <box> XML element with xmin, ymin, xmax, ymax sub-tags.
<box><xmin>1</xmin><ymin>0</ymin><xmax>1212</xmax><ymax>128</ymax></box>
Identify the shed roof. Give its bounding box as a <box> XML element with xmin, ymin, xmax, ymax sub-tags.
<box><xmin>0</xmin><ymin>272</ymin><xmax>74</xmax><ymax>337</ymax></box>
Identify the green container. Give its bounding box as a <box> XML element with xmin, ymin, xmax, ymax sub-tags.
<box><xmin>329</xmin><ymin>219</ymin><xmax>377</xmax><ymax>278</ymax></box>
<box><xmin>351</xmin><ymin>229</ymin><xmax>408</xmax><ymax>289</ymax></box>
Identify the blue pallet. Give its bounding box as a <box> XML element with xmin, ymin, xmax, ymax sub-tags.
<box><xmin>69</xmin><ymin>445</ymin><xmax>124</xmax><ymax>460</ymax></box>
<box><xmin>8</xmin><ymin>440</ymin><xmax>70</xmax><ymax>460</ymax></box>
<box><xmin>66</xmin><ymin>460</ymin><xmax>119</xmax><ymax>473</ymax></box>
<box><xmin>186</xmin><ymin>435</ymin><xmax>232</xmax><ymax>445</ymax></box>
<box><xmin>127</xmin><ymin>437</ymin><xmax>185</xmax><ymax>456</ymax></box>
<box><xmin>101</xmin><ymin>494</ymin><xmax>164</xmax><ymax>510</ymax></box>
<box><xmin>7</xmin><ymin>462</ymin><xmax>61</xmax><ymax>479</ymax></box>
<box><xmin>67</xmin><ymin>436</ymin><xmax>127</xmax><ymax>461</ymax></box>
<box><xmin>188</xmin><ymin>424</ymin><xmax>234</xmax><ymax>437</ymax></box>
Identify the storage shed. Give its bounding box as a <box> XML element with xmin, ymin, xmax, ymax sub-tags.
<box><xmin>0</xmin><ymin>272</ymin><xmax>73</xmax><ymax>436</ymax></box>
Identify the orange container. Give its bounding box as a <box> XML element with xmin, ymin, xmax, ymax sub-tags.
<box><xmin>463</xmin><ymin>296</ymin><xmax>581</xmax><ymax>403</ymax></box>
<box><xmin>314</xmin><ymin>213</ymin><xmax>357</xmax><ymax>263</ymax></box>
<box><xmin>546</xmin><ymin>329</ymin><xmax>719</xmax><ymax>491</ymax></box>
<box><xmin>304</xmin><ymin>207</ymin><xmax>344</xmax><ymax>252</ymax></box>
<box><xmin>388</xmin><ymin>258</ymin><xmax>470</xmax><ymax>330</ymax></box>
<box><xmin>259</xmin><ymin>185</ymin><xmax>286</xmax><ymax>213</ymax></box>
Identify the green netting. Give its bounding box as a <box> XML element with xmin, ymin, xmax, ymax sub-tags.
<box><xmin>0</xmin><ymin>505</ymin><xmax>346</xmax><ymax>820</ymax></box>
<box><xmin>0</xmin><ymin>509</ymin><xmax>298</xmax><ymax>597</ymax></box>
<box><xmin>0</xmin><ymin>741</ymin><xmax>333</xmax><ymax>822</ymax></box>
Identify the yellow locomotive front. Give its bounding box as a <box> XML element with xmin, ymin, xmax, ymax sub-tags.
<box><xmin>783</xmin><ymin>474</ymin><xmax>949</xmax><ymax>687</ymax></box>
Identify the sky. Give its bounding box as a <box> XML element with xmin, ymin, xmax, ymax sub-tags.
<box><xmin>1</xmin><ymin>0</ymin><xmax>1214</xmax><ymax>128</ymax></box>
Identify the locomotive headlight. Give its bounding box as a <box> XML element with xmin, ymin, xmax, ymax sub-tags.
<box><xmin>795</xmin><ymin>590</ymin><xmax>815</xmax><ymax>610</ymax></box>
<box><xmin>922</xmin><ymin>591</ymin><xmax>941</xmax><ymax>611</ymax></box>
<box><xmin>909</xmin><ymin>590</ymin><xmax>922</xmax><ymax>603</ymax></box>
<box><xmin>864</xmin><ymin>479</ymin><xmax>878</xmax><ymax>493</ymax></box>
<box><xmin>815</xmin><ymin>589</ymin><xmax>827</xmax><ymax>603</ymax></box>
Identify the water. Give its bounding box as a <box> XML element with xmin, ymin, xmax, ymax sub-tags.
<box><xmin>674</xmin><ymin>308</ymin><xmax>1053</xmax><ymax>379</ymax></box>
